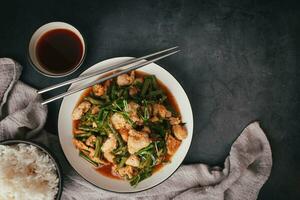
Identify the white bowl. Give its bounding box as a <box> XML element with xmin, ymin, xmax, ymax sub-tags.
<box><xmin>58</xmin><ymin>57</ymin><xmax>193</xmax><ymax>193</ymax></box>
<box><xmin>28</xmin><ymin>21</ymin><xmax>86</xmax><ymax>77</ymax></box>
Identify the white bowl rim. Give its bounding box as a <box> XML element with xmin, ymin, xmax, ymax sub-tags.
<box><xmin>28</xmin><ymin>21</ymin><xmax>86</xmax><ymax>78</ymax></box>
<box><xmin>58</xmin><ymin>57</ymin><xmax>194</xmax><ymax>193</ymax></box>
<box><xmin>0</xmin><ymin>139</ymin><xmax>63</xmax><ymax>199</ymax></box>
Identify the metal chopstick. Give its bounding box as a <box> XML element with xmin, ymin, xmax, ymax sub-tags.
<box><xmin>37</xmin><ymin>46</ymin><xmax>178</xmax><ymax>94</ymax></box>
<box><xmin>41</xmin><ymin>49</ymin><xmax>180</xmax><ymax>105</ymax></box>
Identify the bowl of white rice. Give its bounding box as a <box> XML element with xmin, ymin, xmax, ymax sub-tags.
<box><xmin>0</xmin><ymin>140</ymin><xmax>62</xmax><ymax>200</ymax></box>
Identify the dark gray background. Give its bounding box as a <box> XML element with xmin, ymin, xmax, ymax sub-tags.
<box><xmin>0</xmin><ymin>0</ymin><xmax>299</xmax><ymax>199</ymax></box>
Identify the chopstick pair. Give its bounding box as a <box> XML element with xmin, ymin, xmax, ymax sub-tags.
<box><xmin>39</xmin><ymin>47</ymin><xmax>180</xmax><ymax>105</ymax></box>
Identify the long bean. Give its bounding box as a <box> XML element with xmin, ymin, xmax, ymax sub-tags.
<box><xmin>74</xmin><ymin>133</ymin><xmax>92</xmax><ymax>138</ymax></box>
<box><xmin>140</xmin><ymin>151</ymin><xmax>156</xmax><ymax>167</ymax></box>
<box><xmin>78</xmin><ymin>126</ymin><xmax>99</xmax><ymax>133</ymax></box>
<box><xmin>118</xmin><ymin>156</ymin><xmax>128</xmax><ymax>168</ymax></box>
<box><xmin>98</xmin><ymin>109</ymin><xmax>109</xmax><ymax>127</ymax></box>
<box><xmin>150</xmin><ymin>124</ymin><xmax>165</xmax><ymax>136</ymax></box>
<box><xmin>148</xmin><ymin>90</ymin><xmax>163</xmax><ymax>97</ymax></box>
<box><xmin>136</xmin><ymin>143</ymin><xmax>154</xmax><ymax>155</ymax></box>
<box><xmin>108</xmin><ymin>124</ymin><xmax>125</xmax><ymax>147</ymax></box>
<box><xmin>111</xmin><ymin>83</ymin><xmax>117</xmax><ymax>100</ymax></box>
<box><xmin>84</xmin><ymin>96</ymin><xmax>103</xmax><ymax>105</ymax></box>
<box><xmin>150</xmin><ymin>75</ymin><xmax>158</xmax><ymax>89</ymax></box>
<box><xmin>130</xmin><ymin>168</ymin><xmax>152</xmax><ymax>187</ymax></box>
<box><xmin>79</xmin><ymin>151</ymin><xmax>98</xmax><ymax>167</ymax></box>
<box><xmin>141</xmin><ymin>78</ymin><xmax>151</xmax><ymax>97</ymax></box>
<box><xmin>94</xmin><ymin>137</ymin><xmax>103</xmax><ymax>158</ymax></box>
<box><xmin>113</xmin><ymin>146</ymin><xmax>127</xmax><ymax>155</ymax></box>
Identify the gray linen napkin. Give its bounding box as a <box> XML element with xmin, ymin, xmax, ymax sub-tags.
<box><xmin>0</xmin><ymin>58</ymin><xmax>272</xmax><ymax>200</ymax></box>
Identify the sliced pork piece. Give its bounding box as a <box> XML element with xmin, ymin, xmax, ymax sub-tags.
<box><xmin>127</xmin><ymin>129</ymin><xmax>151</xmax><ymax>154</ymax></box>
<box><xmin>101</xmin><ymin>134</ymin><xmax>117</xmax><ymax>153</ymax></box>
<box><xmin>125</xmin><ymin>155</ymin><xmax>140</xmax><ymax>167</ymax></box>
<box><xmin>166</xmin><ymin>135</ymin><xmax>181</xmax><ymax>155</ymax></box>
<box><xmin>172</xmin><ymin>125</ymin><xmax>187</xmax><ymax>140</ymax></box>
<box><xmin>72</xmin><ymin>101</ymin><xmax>91</xmax><ymax>120</ymax></box>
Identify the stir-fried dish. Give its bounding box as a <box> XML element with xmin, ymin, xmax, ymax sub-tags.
<box><xmin>72</xmin><ymin>70</ymin><xmax>187</xmax><ymax>186</ymax></box>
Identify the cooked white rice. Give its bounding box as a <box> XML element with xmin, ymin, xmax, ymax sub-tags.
<box><xmin>0</xmin><ymin>144</ymin><xmax>59</xmax><ymax>200</ymax></box>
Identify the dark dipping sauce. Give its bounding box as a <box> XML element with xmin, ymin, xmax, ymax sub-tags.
<box><xmin>73</xmin><ymin>71</ymin><xmax>181</xmax><ymax>179</ymax></box>
<box><xmin>36</xmin><ymin>29</ymin><xmax>84</xmax><ymax>74</ymax></box>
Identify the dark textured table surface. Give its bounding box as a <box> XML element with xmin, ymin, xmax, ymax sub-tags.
<box><xmin>0</xmin><ymin>0</ymin><xmax>299</xmax><ymax>199</ymax></box>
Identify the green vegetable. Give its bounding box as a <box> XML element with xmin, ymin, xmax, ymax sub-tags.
<box><xmin>94</xmin><ymin>137</ymin><xmax>103</xmax><ymax>158</ymax></box>
<box><xmin>141</xmin><ymin>78</ymin><xmax>151</xmax><ymax>97</ymax></box>
<box><xmin>108</xmin><ymin>124</ymin><xmax>125</xmax><ymax>147</ymax></box>
<box><xmin>140</xmin><ymin>151</ymin><xmax>156</xmax><ymax>167</ymax></box>
<box><xmin>162</xmin><ymin>119</ymin><xmax>171</xmax><ymax>130</ymax></box>
<box><xmin>165</xmin><ymin>103</ymin><xmax>179</xmax><ymax>116</ymax></box>
<box><xmin>97</xmin><ymin>109</ymin><xmax>110</xmax><ymax>127</ymax></box>
<box><xmin>154</xmin><ymin>142</ymin><xmax>159</xmax><ymax>155</ymax></box>
<box><xmin>149</xmin><ymin>133</ymin><xmax>162</xmax><ymax>139</ymax></box>
<box><xmin>150</xmin><ymin>124</ymin><xmax>165</xmax><ymax>137</ymax></box>
<box><xmin>150</xmin><ymin>75</ymin><xmax>158</xmax><ymax>90</ymax></box>
<box><xmin>121</xmin><ymin>112</ymin><xmax>135</xmax><ymax>127</ymax></box>
<box><xmin>84</xmin><ymin>96</ymin><xmax>103</xmax><ymax>105</ymax></box>
<box><xmin>79</xmin><ymin>151</ymin><xmax>98</xmax><ymax>167</ymax></box>
<box><xmin>138</xmin><ymin>100</ymin><xmax>150</xmax><ymax>122</ymax></box>
<box><xmin>74</xmin><ymin>133</ymin><xmax>92</xmax><ymax>139</ymax></box>
<box><xmin>112</xmin><ymin>99</ymin><xmax>126</xmax><ymax>111</ymax></box>
<box><xmin>78</xmin><ymin>126</ymin><xmax>99</xmax><ymax>133</ymax></box>
<box><xmin>80</xmin><ymin>112</ymin><xmax>97</xmax><ymax>124</ymax></box>
<box><xmin>123</xmin><ymin>87</ymin><xmax>129</xmax><ymax>99</ymax></box>
<box><xmin>148</xmin><ymin>90</ymin><xmax>163</xmax><ymax>97</ymax></box>
<box><xmin>111</xmin><ymin>83</ymin><xmax>117</xmax><ymax>100</ymax></box>
<box><xmin>159</xmin><ymin>95</ymin><xmax>168</xmax><ymax>102</ymax></box>
<box><xmin>118</xmin><ymin>156</ymin><xmax>128</xmax><ymax>168</ymax></box>
<box><xmin>136</xmin><ymin>143</ymin><xmax>154</xmax><ymax>155</ymax></box>
<box><xmin>112</xmin><ymin>146</ymin><xmax>128</xmax><ymax>156</ymax></box>
<box><xmin>134</xmin><ymin>81</ymin><xmax>143</xmax><ymax>90</ymax></box>
<box><xmin>130</xmin><ymin>167</ymin><xmax>152</xmax><ymax>187</ymax></box>
<box><xmin>117</xmin><ymin>88</ymin><xmax>125</xmax><ymax>98</ymax></box>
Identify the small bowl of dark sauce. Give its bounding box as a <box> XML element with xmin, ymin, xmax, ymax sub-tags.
<box><xmin>28</xmin><ymin>22</ymin><xmax>86</xmax><ymax>77</ymax></box>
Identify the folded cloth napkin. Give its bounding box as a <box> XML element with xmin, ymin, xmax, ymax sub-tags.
<box><xmin>0</xmin><ymin>58</ymin><xmax>272</xmax><ymax>200</ymax></box>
